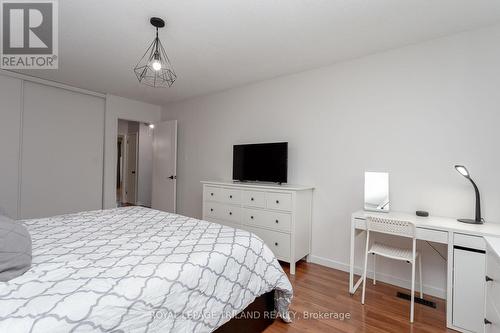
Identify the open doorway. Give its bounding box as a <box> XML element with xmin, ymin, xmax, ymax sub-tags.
<box><xmin>115</xmin><ymin>118</ymin><xmax>178</xmax><ymax>212</ymax></box>
<box><xmin>116</xmin><ymin>119</ymin><xmax>153</xmax><ymax>207</ymax></box>
<box><xmin>116</xmin><ymin>135</ymin><xmax>125</xmax><ymax>204</ymax></box>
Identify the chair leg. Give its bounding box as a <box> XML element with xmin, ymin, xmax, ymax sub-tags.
<box><xmin>373</xmin><ymin>254</ymin><xmax>376</xmax><ymax>285</ymax></box>
<box><xmin>361</xmin><ymin>232</ymin><xmax>370</xmax><ymax>305</ymax></box>
<box><xmin>410</xmin><ymin>260</ymin><xmax>415</xmax><ymax>323</ymax></box>
<box><xmin>418</xmin><ymin>255</ymin><xmax>423</xmax><ymax>298</ymax></box>
<box><xmin>410</xmin><ymin>240</ymin><xmax>416</xmax><ymax>323</ymax></box>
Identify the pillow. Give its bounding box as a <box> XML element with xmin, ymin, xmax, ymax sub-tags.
<box><xmin>0</xmin><ymin>215</ymin><xmax>32</xmax><ymax>282</ymax></box>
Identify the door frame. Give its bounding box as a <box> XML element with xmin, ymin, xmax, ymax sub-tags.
<box><xmin>172</xmin><ymin>121</ymin><xmax>177</xmax><ymax>212</ymax></box>
<box><xmin>125</xmin><ymin>132</ymin><xmax>139</xmax><ymax>205</ymax></box>
<box><xmin>117</xmin><ymin>134</ymin><xmax>126</xmax><ymax>204</ymax></box>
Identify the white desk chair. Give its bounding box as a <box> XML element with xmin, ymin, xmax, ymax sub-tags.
<box><xmin>361</xmin><ymin>216</ymin><xmax>423</xmax><ymax>323</ymax></box>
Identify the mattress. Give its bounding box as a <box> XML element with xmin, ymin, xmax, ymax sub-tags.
<box><xmin>0</xmin><ymin>207</ymin><xmax>293</xmax><ymax>332</ymax></box>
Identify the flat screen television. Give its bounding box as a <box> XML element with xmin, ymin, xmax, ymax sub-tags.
<box><xmin>233</xmin><ymin>142</ymin><xmax>288</xmax><ymax>183</ymax></box>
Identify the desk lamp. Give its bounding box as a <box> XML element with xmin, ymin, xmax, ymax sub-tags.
<box><xmin>454</xmin><ymin>165</ymin><xmax>484</xmax><ymax>224</ymax></box>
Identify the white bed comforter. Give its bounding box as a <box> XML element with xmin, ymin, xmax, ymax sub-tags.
<box><xmin>0</xmin><ymin>207</ymin><xmax>292</xmax><ymax>333</ymax></box>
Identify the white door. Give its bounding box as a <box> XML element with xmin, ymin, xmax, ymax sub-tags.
<box><xmin>152</xmin><ymin>120</ymin><xmax>177</xmax><ymax>213</ymax></box>
<box><xmin>126</xmin><ymin>133</ymin><xmax>138</xmax><ymax>204</ymax></box>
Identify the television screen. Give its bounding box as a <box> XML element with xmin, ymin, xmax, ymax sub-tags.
<box><xmin>232</xmin><ymin>142</ymin><xmax>288</xmax><ymax>183</ymax></box>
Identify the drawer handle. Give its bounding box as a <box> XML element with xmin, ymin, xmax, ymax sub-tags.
<box><xmin>210</xmin><ymin>193</ymin><xmax>214</xmax><ymax>196</ymax></box>
<box><xmin>276</xmin><ymin>200</ymin><xmax>280</xmax><ymax>204</ymax></box>
<box><xmin>229</xmin><ymin>212</ymin><xmax>232</xmax><ymax>216</ymax></box>
<box><xmin>275</xmin><ymin>219</ymin><xmax>279</xmax><ymax>224</ymax></box>
<box><xmin>274</xmin><ymin>242</ymin><xmax>278</xmax><ymax>246</ymax></box>
<box><xmin>210</xmin><ymin>208</ymin><xmax>214</xmax><ymax>212</ymax></box>
<box><xmin>229</xmin><ymin>195</ymin><xmax>233</xmax><ymax>199</ymax></box>
<box><xmin>250</xmin><ymin>216</ymin><xmax>254</xmax><ymax>220</ymax></box>
<box><xmin>486</xmin><ymin>275</ymin><xmax>494</xmax><ymax>282</ymax></box>
<box><xmin>251</xmin><ymin>197</ymin><xmax>254</xmax><ymax>201</ymax></box>
<box><xmin>485</xmin><ymin>318</ymin><xmax>492</xmax><ymax>325</ymax></box>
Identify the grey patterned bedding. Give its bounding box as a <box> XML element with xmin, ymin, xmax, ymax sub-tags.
<box><xmin>0</xmin><ymin>207</ymin><xmax>293</xmax><ymax>332</ymax></box>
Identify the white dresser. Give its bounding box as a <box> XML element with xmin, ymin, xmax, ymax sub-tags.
<box><xmin>201</xmin><ymin>181</ymin><xmax>313</xmax><ymax>274</ymax></box>
<box><xmin>485</xmin><ymin>237</ymin><xmax>500</xmax><ymax>333</ymax></box>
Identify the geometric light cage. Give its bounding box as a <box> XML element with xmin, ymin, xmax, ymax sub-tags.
<box><xmin>134</xmin><ymin>17</ymin><xmax>177</xmax><ymax>88</ymax></box>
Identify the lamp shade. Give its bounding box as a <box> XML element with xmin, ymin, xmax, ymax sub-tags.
<box><xmin>455</xmin><ymin>165</ymin><xmax>470</xmax><ymax>178</ymax></box>
<box><xmin>134</xmin><ymin>17</ymin><xmax>177</xmax><ymax>88</ymax></box>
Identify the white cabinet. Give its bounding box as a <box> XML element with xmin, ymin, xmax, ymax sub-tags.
<box><xmin>452</xmin><ymin>245</ymin><xmax>485</xmax><ymax>333</ymax></box>
<box><xmin>202</xmin><ymin>181</ymin><xmax>313</xmax><ymax>274</ymax></box>
<box><xmin>485</xmin><ymin>237</ymin><xmax>500</xmax><ymax>333</ymax></box>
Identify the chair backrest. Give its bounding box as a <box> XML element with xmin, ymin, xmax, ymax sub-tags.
<box><xmin>366</xmin><ymin>216</ymin><xmax>416</xmax><ymax>238</ymax></box>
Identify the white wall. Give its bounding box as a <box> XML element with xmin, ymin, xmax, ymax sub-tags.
<box><xmin>117</xmin><ymin>119</ymin><xmax>128</xmax><ymax>136</ymax></box>
<box><xmin>104</xmin><ymin>95</ymin><xmax>162</xmax><ymax>208</ymax></box>
<box><xmin>127</xmin><ymin>121</ymin><xmax>139</xmax><ymax>134</ymax></box>
<box><xmin>162</xmin><ymin>25</ymin><xmax>500</xmax><ymax>297</ymax></box>
<box><xmin>0</xmin><ymin>75</ymin><xmax>22</xmax><ymax>218</ymax></box>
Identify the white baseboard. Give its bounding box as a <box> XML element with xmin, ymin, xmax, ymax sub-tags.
<box><xmin>308</xmin><ymin>254</ymin><xmax>446</xmax><ymax>299</ymax></box>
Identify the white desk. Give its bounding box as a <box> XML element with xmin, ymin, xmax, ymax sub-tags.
<box><xmin>350</xmin><ymin>210</ymin><xmax>500</xmax><ymax>333</ymax></box>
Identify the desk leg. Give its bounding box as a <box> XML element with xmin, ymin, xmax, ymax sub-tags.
<box><xmin>349</xmin><ymin>220</ymin><xmax>355</xmax><ymax>294</ymax></box>
<box><xmin>446</xmin><ymin>231</ymin><xmax>454</xmax><ymax>328</ymax></box>
<box><xmin>350</xmin><ymin>223</ymin><xmax>365</xmax><ymax>295</ymax></box>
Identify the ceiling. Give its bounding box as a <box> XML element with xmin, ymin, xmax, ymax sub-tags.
<box><xmin>15</xmin><ymin>0</ymin><xmax>500</xmax><ymax>105</ymax></box>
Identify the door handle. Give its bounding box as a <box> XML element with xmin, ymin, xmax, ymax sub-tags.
<box><xmin>131</xmin><ymin>171</ymin><xmax>136</xmax><ymax>174</ymax></box>
<box><xmin>168</xmin><ymin>175</ymin><xmax>177</xmax><ymax>180</ymax></box>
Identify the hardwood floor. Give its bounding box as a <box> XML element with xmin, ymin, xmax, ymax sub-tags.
<box><xmin>264</xmin><ymin>261</ymin><xmax>455</xmax><ymax>333</ymax></box>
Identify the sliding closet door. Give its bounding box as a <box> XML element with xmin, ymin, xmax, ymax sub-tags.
<box><xmin>0</xmin><ymin>75</ymin><xmax>22</xmax><ymax>218</ymax></box>
<box><xmin>20</xmin><ymin>82</ymin><xmax>105</xmax><ymax>219</ymax></box>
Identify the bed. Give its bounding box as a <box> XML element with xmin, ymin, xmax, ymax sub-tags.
<box><xmin>0</xmin><ymin>206</ymin><xmax>293</xmax><ymax>332</ymax></box>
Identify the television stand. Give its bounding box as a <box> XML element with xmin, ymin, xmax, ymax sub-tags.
<box><xmin>201</xmin><ymin>180</ymin><xmax>314</xmax><ymax>275</ymax></box>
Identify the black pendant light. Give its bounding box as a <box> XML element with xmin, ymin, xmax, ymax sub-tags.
<box><xmin>134</xmin><ymin>17</ymin><xmax>177</xmax><ymax>88</ymax></box>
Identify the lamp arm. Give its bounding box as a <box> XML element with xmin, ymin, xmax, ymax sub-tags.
<box><xmin>468</xmin><ymin>177</ymin><xmax>482</xmax><ymax>222</ymax></box>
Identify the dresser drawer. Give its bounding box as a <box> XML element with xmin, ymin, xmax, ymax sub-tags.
<box><xmin>242</xmin><ymin>208</ymin><xmax>291</xmax><ymax>232</ymax></box>
<box><xmin>246</xmin><ymin>226</ymin><xmax>291</xmax><ymax>260</ymax></box>
<box><xmin>454</xmin><ymin>233</ymin><xmax>486</xmax><ymax>250</ymax></box>
<box><xmin>266</xmin><ymin>192</ymin><xmax>292</xmax><ymax>211</ymax></box>
<box><xmin>416</xmin><ymin>228</ymin><xmax>448</xmax><ymax>244</ymax></box>
<box><xmin>203</xmin><ymin>202</ymin><xmax>222</xmax><ymax>220</ymax></box>
<box><xmin>241</xmin><ymin>190</ymin><xmax>266</xmax><ymax>208</ymax></box>
<box><xmin>204</xmin><ymin>202</ymin><xmax>241</xmax><ymax>224</ymax></box>
<box><xmin>204</xmin><ymin>186</ymin><xmax>221</xmax><ymax>202</ymax></box>
<box><xmin>219</xmin><ymin>204</ymin><xmax>241</xmax><ymax>224</ymax></box>
<box><xmin>218</xmin><ymin>188</ymin><xmax>241</xmax><ymax>205</ymax></box>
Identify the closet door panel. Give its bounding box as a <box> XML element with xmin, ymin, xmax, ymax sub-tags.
<box><xmin>20</xmin><ymin>82</ymin><xmax>105</xmax><ymax>218</ymax></box>
<box><xmin>0</xmin><ymin>75</ymin><xmax>22</xmax><ymax>218</ymax></box>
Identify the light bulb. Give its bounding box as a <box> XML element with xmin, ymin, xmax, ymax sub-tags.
<box><xmin>149</xmin><ymin>124</ymin><xmax>155</xmax><ymax>129</ymax></box>
<box><xmin>152</xmin><ymin>60</ymin><xmax>162</xmax><ymax>71</ymax></box>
